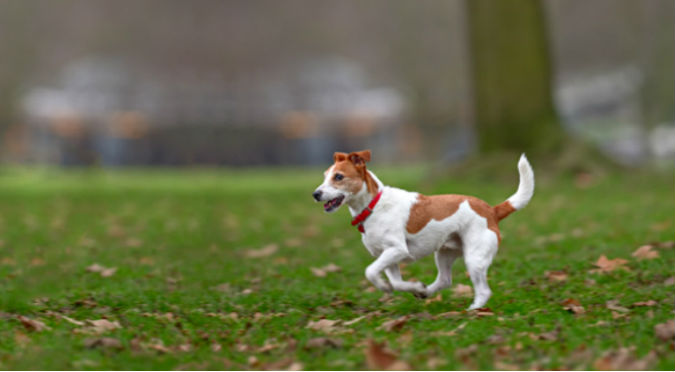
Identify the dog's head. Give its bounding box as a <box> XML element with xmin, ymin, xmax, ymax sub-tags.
<box><xmin>312</xmin><ymin>150</ymin><xmax>377</xmax><ymax>212</ymax></box>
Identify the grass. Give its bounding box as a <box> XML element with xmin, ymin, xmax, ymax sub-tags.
<box><xmin>0</xmin><ymin>163</ymin><xmax>673</xmax><ymax>370</ymax></box>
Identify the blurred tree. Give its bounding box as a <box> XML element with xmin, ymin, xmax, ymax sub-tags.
<box><xmin>467</xmin><ymin>0</ymin><xmax>563</xmax><ymax>154</ymax></box>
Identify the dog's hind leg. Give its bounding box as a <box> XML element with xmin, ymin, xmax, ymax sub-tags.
<box><xmin>384</xmin><ymin>264</ymin><xmax>427</xmax><ymax>298</ymax></box>
<box><xmin>425</xmin><ymin>248</ymin><xmax>462</xmax><ymax>296</ymax></box>
<box><xmin>463</xmin><ymin>230</ymin><xmax>498</xmax><ymax>310</ymax></box>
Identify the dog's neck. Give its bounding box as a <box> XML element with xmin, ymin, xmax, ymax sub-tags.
<box><xmin>347</xmin><ymin>170</ymin><xmax>384</xmax><ymax>217</ymax></box>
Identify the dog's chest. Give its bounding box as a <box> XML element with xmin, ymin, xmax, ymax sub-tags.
<box><xmin>359</xmin><ymin>188</ymin><xmax>418</xmax><ymax>256</ymax></box>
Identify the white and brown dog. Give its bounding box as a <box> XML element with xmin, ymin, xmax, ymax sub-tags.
<box><xmin>312</xmin><ymin>150</ymin><xmax>534</xmax><ymax>310</ymax></box>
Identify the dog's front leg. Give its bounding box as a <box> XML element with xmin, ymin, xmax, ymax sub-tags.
<box><xmin>384</xmin><ymin>264</ymin><xmax>428</xmax><ymax>298</ymax></box>
<box><xmin>365</xmin><ymin>248</ymin><xmax>410</xmax><ymax>293</ymax></box>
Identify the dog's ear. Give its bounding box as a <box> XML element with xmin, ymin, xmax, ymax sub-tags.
<box><xmin>348</xmin><ymin>150</ymin><xmax>371</xmax><ymax>167</ymax></box>
<box><xmin>333</xmin><ymin>152</ymin><xmax>348</xmax><ymax>162</ymax></box>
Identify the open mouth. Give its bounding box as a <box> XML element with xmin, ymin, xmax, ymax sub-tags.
<box><xmin>323</xmin><ymin>195</ymin><xmax>345</xmax><ymax>212</ymax></box>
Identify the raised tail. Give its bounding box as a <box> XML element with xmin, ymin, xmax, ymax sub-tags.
<box><xmin>494</xmin><ymin>154</ymin><xmax>535</xmax><ymax>221</ymax></box>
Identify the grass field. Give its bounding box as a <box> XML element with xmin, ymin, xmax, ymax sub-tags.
<box><xmin>0</xmin><ymin>164</ymin><xmax>673</xmax><ymax>370</ymax></box>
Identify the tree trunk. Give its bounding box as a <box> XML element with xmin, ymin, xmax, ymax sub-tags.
<box><xmin>467</xmin><ymin>0</ymin><xmax>563</xmax><ymax>154</ymax></box>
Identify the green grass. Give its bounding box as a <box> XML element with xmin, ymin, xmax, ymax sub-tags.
<box><xmin>0</xmin><ymin>164</ymin><xmax>673</xmax><ymax>370</ymax></box>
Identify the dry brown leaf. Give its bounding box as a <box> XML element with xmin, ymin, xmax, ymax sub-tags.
<box><xmin>452</xmin><ymin>284</ymin><xmax>474</xmax><ymax>298</ymax></box>
<box><xmin>378</xmin><ymin>315</ymin><xmax>410</xmax><ymax>332</ymax></box>
<box><xmin>654</xmin><ymin>320</ymin><xmax>675</xmax><ymax>341</ymax></box>
<box><xmin>593</xmin><ymin>347</ymin><xmax>656</xmax><ymax>370</ymax></box>
<box><xmin>364</xmin><ymin>339</ymin><xmax>411</xmax><ymax>370</ymax></box>
<box><xmin>494</xmin><ymin>361</ymin><xmax>520</xmax><ymax>371</ymax></box>
<box><xmin>632</xmin><ymin>300</ymin><xmax>657</xmax><ymax>307</ymax></box>
<box><xmin>631</xmin><ymin>245</ymin><xmax>660</xmax><ymax>260</ymax></box>
<box><xmin>606</xmin><ymin>300</ymin><xmax>630</xmax><ymax>313</ymax></box>
<box><xmin>84</xmin><ymin>337</ymin><xmax>123</xmax><ymax>350</ymax></box>
<box><xmin>148</xmin><ymin>343</ymin><xmax>172</xmax><ymax>354</ymax></box>
<box><xmin>545</xmin><ymin>270</ymin><xmax>568</xmax><ymax>282</ymax></box>
<box><xmin>561</xmin><ymin>298</ymin><xmax>585</xmax><ymax>314</ymax></box>
<box><xmin>305</xmin><ymin>337</ymin><xmax>343</xmax><ymax>349</ymax></box>
<box><xmin>432</xmin><ymin>322</ymin><xmax>467</xmax><ymax>337</ymax></box>
<box><xmin>590</xmin><ymin>255</ymin><xmax>630</xmax><ymax>273</ymax></box>
<box><xmin>61</xmin><ymin>315</ymin><xmax>85</xmax><ymax>326</ymax></box>
<box><xmin>310</xmin><ymin>267</ymin><xmax>327</xmax><ymax>277</ymax></box>
<box><xmin>86</xmin><ymin>263</ymin><xmax>105</xmax><ymax>273</ymax></box>
<box><xmin>84</xmin><ymin>319</ymin><xmax>121</xmax><ymax>334</ymax></box>
<box><xmin>664</xmin><ymin>277</ymin><xmax>675</xmax><ymax>286</ymax></box>
<box><xmin>100</xmin><ymin>267</ymin><xmax>117</xmax><ymax>277</ymax></box>
<box><xmin>658</xmin><ymin>240</ymin><xmax>675</xmax><ymax>248</ymax></box>
<box><xmin>306</xmin><ymin>319</ymin><xmax>342</xmax><ymax>334</ymax></box>
<box><xmin>436</xmin><ymin>311</ymin><xmax>462</xmax><ymax>318</ymax></box>
<box><xmin>18</xmin><ymin>316</ymin><xmax>50</xmax><ymax>332</ymax></box>
<box><xmin>473</xmin><ymin>307</ymin><xmax>495</xmax><ymax>317</ymax></box>
<box><xmin>310</xmin><ymin>263</ymin><xmax>341</xmax><ymax>277</ymax></box>
<box><xmin>426</xmin><ymin>357</ymin><xmax>446</xmax><ymax>369</ymax></box>
<box><xmin>245</xmin><ymin>244</ymin><xmax>278</xmax><ymax>258</ymax></box>
<box><xmin>343</xmin><ymin>315</ymin><xmax>366</xmax><ymax>326</ymax></box>
<box><xmin>424</xmin><ymin>293</ymin><xmax>442</xmax><ymax>304</ymax></box>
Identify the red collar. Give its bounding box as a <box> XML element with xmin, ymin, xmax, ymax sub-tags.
<box><xmin>351</xmin><ymin>190</ymin><xmax>383</xmax><ymax>233</ymax></box>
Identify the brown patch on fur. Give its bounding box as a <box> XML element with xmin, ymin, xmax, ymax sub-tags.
<box><xmin>332</xmin><ymin>160</ymin><xmax>366</xmax><ymax>194</ymax></box>
<box><xmin>406</xmin><ymin>194</ymin><xmax>511</xmax><ymax>242</ymax></box>
<box><xmin>493</xmin><ymin>200</ymin><xmax>516</xmax><ymax>221</ymax></box>
<box><xmin>327</xmin><ymin>150</ymin><xmax>378</xmax><ymax>196</ymax></box>
<box><xmin>467</xmin><ymin>198</ymin><xmax>502</xmax><ymax>242</ymax></box>
<box><xmin>406</xmin><ymin>194</ymin><xmax>465</xmax><ymax>234</ymax></box>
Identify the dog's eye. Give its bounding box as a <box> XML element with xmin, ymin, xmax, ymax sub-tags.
<box><xmin>334</xmin><ymin>173</ymin><xmax>344</xmax><ymax>181</ymax></box>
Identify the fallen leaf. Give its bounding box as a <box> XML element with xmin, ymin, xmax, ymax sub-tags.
<box><xmin>211</xmin><ymin>343</ymin><xmax>222</xmax><ymax>352</ymax></box>
<box><xmin>473</xmin><ymin>307</ymin><xmax>494</xmax><ymax>317</ymax></box>
<box><xmin>364</xmin><ymin>339</ymin><xmax>411</xmax><ymax>370</ymax></box>
<box><xmin>310</xmin><ymin>267</ymin><xmax>327</xmax><ymax>277</ymax></box>
<box><xmin>84</xmin><ymin>319</ymin><xmax>121</xmax><ymax>334</ymax></box>
<box><xmin>244</xmin><ymin>244</ymin><xmax>278</xmax><ymax>258</ymax></box>
<box><xmin>84</xmin><ymin>337</ymin><xmax>123</xmax><ymax>350</ymax></box>
<box><xmin>654</xmin><ymin>320</ymin><xmax>675</xmax><ymax>341</ymax></box>
<box><xmin>61</xmin><ymin>315</ymin><xmax>85</xmax><ymax>326</ymax></box>
<box><xmin>631</xmin><ymin>245</ymin><xmax>659</xmax><ymax>260</ymax></box>
<box><xmin>310</xmin><ymin>263</ymin><xmax>341</xmax><ymax>277</ymax></box>
<box><xmin>664</xmin><ymin>277</ymin><xmax>675</xmax><ymax>286</ymax></box>
<box><xmin>545</xmin><ymin>270</ymin><xmax>568</xmax><ymax>282</ymax></box>
<box><xmin>436</xmin><ymin>311</ymin><xmax>462</xmax><ymax>318</ymax></box>
<box><xmin>426</xmin><ymin>357</ymin><xmax>446</xmax><ymax>369</ymax></box>
<box><xmin>590</xmin><ymin>255</ymin><xmax>630</xmax><ymax>273</ymax></box>
<box><xmin>431</xmin><ymin>322</ymin><xmax>467</xmax><ymax>337</ymax></box>
<box><xmin>593</xmin><ymin>347</ymin><xmax>656</xmax><ymax>370</ymax></box>
<box><xmin>86</xmin><ymin>263</ymin><xmax>105</xmax><ymax>273</ymax></box>
<box><xmin>494</xmin><ymin>361</ymin><xmax>520</xmax><ymax>371</ymax></box>
<box><xmin>305</xmin><ymin>337</ymin><xmax>343</xmax><ymax>349</ymax></box>
<box><xmin>307</xmin><ymin>319</ymin><xmax>342</xmax><ymax>334</ymax></box>
<box><xmin>561</xmin><ymin>298</ymin><xmax>585</xmax><ymax>314</ymax></box>
<box><xmin>378</xmin><ymin>315</ymin><xmax>410</xmax><ymax>332</ymax></box>
<box><xmin>631</xmin><ymin>300</ymin><xmax>657</xmax><ymax>307</ymax></box>
<box><xmin>212</xmin><ymin>283</ymin><xmax>230</xmax><ymax>292</ymax></box>
<box><xmin>86</xmin><ymin>263</ymin><xmax>117</xmax><ymax>277</ymax></box>
<box><xmin>606</xmin><ymin>300</ymin><xmax>630</xmax><ymax>313</ymax></box>
<box><xmin>17</xmin><ymin>316</ymin><xmax>50</xmax><ymax>332</ymax></box>
<box><xmin>452</xmin><ymin>284</ymin><xmax>473</xmax><ymax>298</ymax></box>
<box><xmin>148</xmin><ymin>342</ymin><xmax>172</xmax><ymax>354</ymax></box>
<box><xmin>424</xmin><ymin>293</ymin><xmax>442</xmax><ymax>304</ymax></box>
<box><xmin>657</xmin><ymin>240</ymin><xmax>675</xmax><ymax>248</ymax></box>
<box><xmin>343</xmin><ymin>315</ymin><xmax>366</xmax><ymax>326</ymax></box>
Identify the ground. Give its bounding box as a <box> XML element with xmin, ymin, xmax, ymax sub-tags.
<box><xmin>0</xmin><ymin>164</ymin><xmax>673</xmax><ymax>370</ymax></box>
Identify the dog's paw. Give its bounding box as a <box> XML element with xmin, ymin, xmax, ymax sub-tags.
<box><xmin>411</xmin><ymin>282</ymin><xmax>428</xmax><ymax>299</ymax></box>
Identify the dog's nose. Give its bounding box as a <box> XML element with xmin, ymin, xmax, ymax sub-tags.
<box><xmin>312</xmin><ymin>190</ymin><xmax>322</xmax><ymax>201</ymax></box>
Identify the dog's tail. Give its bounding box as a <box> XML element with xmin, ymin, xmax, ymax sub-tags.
<box><xmin>494</xmin><ymin>154</ymin><xmax>534</xmax><ymax>221</ymax></box>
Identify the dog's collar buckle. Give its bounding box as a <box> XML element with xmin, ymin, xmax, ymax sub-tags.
<box><xmin>351</xmin><ymin>189</ymin><xmax>383</xmax><ymax>234</ymax></box>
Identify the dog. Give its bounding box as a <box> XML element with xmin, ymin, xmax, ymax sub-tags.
<box><xmin>312</xmin><ymin>150</ymin><xmax>534</xmax><ymax>310</ymax></box>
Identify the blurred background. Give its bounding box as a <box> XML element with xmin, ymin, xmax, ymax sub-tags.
<box><xmin>0</xmin><ymin>0</ymin><xmax>672</xmax><ymax>167</ymax></box>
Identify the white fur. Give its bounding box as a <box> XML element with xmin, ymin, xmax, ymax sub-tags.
<box><xmin>507</xmin><ymin>154</ymin><xmax>534</xmax><ymax>210</ymax></box>
<box><xmin>313</xmin><ymin>156</ymin><xmax>533</xmax><ymax>310</ymax></box>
